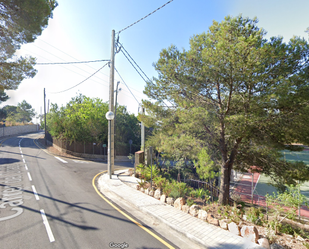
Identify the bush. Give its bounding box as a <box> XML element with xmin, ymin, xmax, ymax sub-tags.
<box><xmin>186</xmin><ymin>198</ymin><xmax>196</xmax><ymax>207</ymax></box>
<box><xmin>153</xmin><ymin>176</ymin><xmax>168</xmax><ymax>190</ymax></box>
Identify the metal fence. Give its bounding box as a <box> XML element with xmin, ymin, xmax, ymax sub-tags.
<box><xmin>45</xmin><ymin>132</ymin><xmax>139</xmax><ymax>156</ymax></box>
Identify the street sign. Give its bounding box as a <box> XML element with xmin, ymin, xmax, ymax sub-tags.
<box><xmin>103</xmin><ymin>144</ymin><xmax>107</xmax><ymax>147</ymax></box>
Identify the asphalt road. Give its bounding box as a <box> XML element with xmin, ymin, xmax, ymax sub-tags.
<box><xmin>0</xmin><ymin>133</ymin><xmax>177</xmax><ymax>249</ymax></box>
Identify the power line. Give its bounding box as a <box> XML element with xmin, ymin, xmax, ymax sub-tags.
<box><xmin>114</xmin><ymin>67</ymin><xmax>140</xmax><ymax>104</ymax></box>
<box><xmin>24</xmin><ymin>44</ymin><xmax>111</xmax><ymax>86</ymax></box>
<box><xmin>117</xmin><ymin>0</ymin><xmax>174</xmax><ymax>34</ymax></box>
<box><xmin>48</xmin><ymin>62</ymin><xmax>109</xmax><ymax>94</ymax></box>
<box><xmin>36</xmin><ymin>59</ymin><xmax>109</xmax><ymax>65</ymax></box>
<box><xmin>118</xmin><ymin>43</ymin><xmax>151</xmax><ymax>82</ymax></box>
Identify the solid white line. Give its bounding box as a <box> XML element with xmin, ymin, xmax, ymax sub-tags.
<box><xmin>27</xmin><ymin>172</ymin><xmax>32</xmax><ymax>181</ymax></box>
<box><xmin>24</xmin><ymin>164</ymin><xmax>28</xmax><ymax>170</ymax></box>
<box><xmin>40</xmin><ymin>209</ymin><xmax>55</xmax><ymax>243</ymax></box>
<box><xmin>31</xmin><ymin>185</ymin><xmax>40</xmax><ymax>200</ymax></box>
<box><xmin>55</xmin><ymin>156</ymin><xmax>68</xmax><ymax>163</ymax></box>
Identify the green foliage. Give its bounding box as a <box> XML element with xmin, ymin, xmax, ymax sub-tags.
<box><xmin>3</xmin><ymin>100</ymin><xmax>35</xmax><ymax>123</ymax></box>
<box><xmin>246</xmin><ymin>207</ymin><xmax>264</xmax><ymax>225</ymax></box>
<box><xmin>142</xmin><ymin>14</ymin><xmax>309</xmax><ymax>205</ymax></box>
<box><xmin>266</xmin><ymin>185</ymin><xmax>308</xmax><ymax>233</ymax></box>
<box><xmin>0</xmin><ymin>0</ymin><xmax>57</xmax><ymax>91</ymax></box>
<box><xmin>153</xmin><ymin>176</ymin><xmax>168</xmax><ymax>190</ymax></box>
<box><xmin>194</xmin><ymin>148</ymin><xmax>219</xmax><ymax>181</ymax></box>
<box><xmin>170</xmin><ymin>180</ymin><xmax>189</xmax><ymax>198</ymax></box>
<box><xmin>186</xmin><ymin>198</ymin><xmax>196</xmax><ymax>207</ymax></box>
<box><xmin>190</xmin><ymin>188</ymin><xmax>210</xmax><ymax>199</ymax></box>
<box><xmin>46</xmin><ymin>95</ymin><xmax>140</xmax><ymax>154</ymax></box>
<box><xmin>46</xmin><ymin>95</ymin><xmax>109</xmax><ymax>143</ymax></box>
<box><xmin>115</xmin><ymin>105</ymin><xmax>141</xmax><ymax>155</ymax></box>
<box><xmin>0</xmin><ymin>90</ymin><xmax>9</xmax><ymax>104</ymax></box>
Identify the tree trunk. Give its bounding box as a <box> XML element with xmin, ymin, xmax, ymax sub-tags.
<box><xmin>218</xmin><ymin>162</ymin><xmax>231</xmax><ymax>205</ymax></box>
<box><xmin>218</xmin><ymin>137</ymin><xmax>242</xmax><ymax>205</ymax></box>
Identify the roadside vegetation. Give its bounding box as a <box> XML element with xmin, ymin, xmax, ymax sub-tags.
<box><xmin>44</xmin><ymin>94</ymin><xmax>141</xmax><ymax>155</ymax></box>
<box><xmin>135</xmin><ymin>15</ymin><xmax>309</xmax><ymax>248</ymax></box>
<box><xmin>139</xmin><ymin>15</ymin><xmax>309</xmax><ymax>205</ymax></box>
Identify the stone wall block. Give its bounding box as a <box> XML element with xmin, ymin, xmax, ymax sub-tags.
<box><xmin>240</xmin><ymin>225</ymin><xmax>259</xmax><ymax>243</ymax></box>
<box><xmin>189</xmin><ymin>205</ymin><xmax>200</xmax><ymax>217</ymax></box>
<box><xmin>160</xmin><ymin>194</ymin><xmax>166</xmax><ymax>203</ymax></box>
<box><xmin>174</xmin><ymin>197</ymin><xmax>185</xmax><ymax>210</ymax></box>
<box><xmin>154</xmin><ymin>189</ymin><xmax>161</xmax><ymax>199</ymax></box>
<box><xmin>181</xmin><ymin>205</ymin><xmax>189</xmax><ymax>214</ymax></box>
<box><xmin>228</xmin><ymin>222</ymin><xmax>240</xmax><ymax>236</ymax></box>
<box><xmin>166</xmin><ymin>197</ymin><xmax>174</xmax><ymax>206</ymax></box>
<box><xmin>198</xmin><ymin>210</ymin><xmax>207</xmax><ymax>221</ymax></box>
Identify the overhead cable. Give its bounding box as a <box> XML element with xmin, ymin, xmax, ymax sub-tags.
<box><xmin>114</xmin><ymin>67</ymin><xmax>140</xmax><ymax>104</ymax></box>
<box><xmin>37</xmin><ymin>59</ymin><xmax>109</xmax><ymax>65</ymax></box>
<box><xmin>118</xmin><ymin>43</ymin><xmax>151</xmax><ymax>82</ymax></box>
<box><xmin>117</xmin><ymin>0</ymin><xmax>174</xmax><ymax>34</ymax></box>
<box><xmin>48</xmin><ymin>62</ymin><xmax>109</xmax><ymax>94</ymax></box>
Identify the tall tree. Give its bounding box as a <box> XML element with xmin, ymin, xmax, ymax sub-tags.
<box><xmin>15</xmin><ymin>100</ymin><xmax>35</xmax><ymax>123</ymax></box>
<box><xmin>0</xmin><ymin>0</ymin><xmax>57</xmax><ymax>91</ymax></box>
<box><xmin>46</xmin><ymin>95</ymin><xmax>109</xmax><ymax>143</ymax></box>
<box><xmin>0</xmin><ymin>90</ymin><xmax>9</xmax><ymax>121</ymax></box>
<box><xmin>143</xmin><ymin>15</ymin><xmax>309</xmax><ymax>205</ymax></box>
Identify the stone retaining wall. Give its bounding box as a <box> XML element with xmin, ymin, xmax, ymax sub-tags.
<box><xmin>0</xmin><ymin>125</ymin><xmax>40</xmax><ymax>137</ymax></box>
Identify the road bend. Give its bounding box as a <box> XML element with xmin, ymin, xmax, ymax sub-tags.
<box><xmin>0</xmin><ymin>133</ymin><xmax>176</xmax><ymax>249</ymax></box>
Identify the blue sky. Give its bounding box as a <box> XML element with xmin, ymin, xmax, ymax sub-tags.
<box><xmin>3</xmin><ymin>0</ymin><xmax>309</xmax><ymax>122</ymax></box>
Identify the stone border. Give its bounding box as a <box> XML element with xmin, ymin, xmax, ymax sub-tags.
<box><xmin>135</xmin><ymin>184</ymin><xmax>270</xmax><ymax>248</ymax></box>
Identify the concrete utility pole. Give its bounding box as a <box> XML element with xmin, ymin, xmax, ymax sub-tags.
<box><xmin>108</xmin><ymin>30</ymin><xmax>115</xmax><ymax>178</ymax></box>
<box><xmin>44</xmin><ymin>88</ymin><xmax>47</xmax><ymax>146</ymax></box>
<box><xmin>140</xmin><ymin>105</ymin><xmax>145</xmax><ymax>155</ymax></box>
<box><xmin>114</xmin><ymin>81</ymin><xmax>121</xmax><ymax>122</ymax></box>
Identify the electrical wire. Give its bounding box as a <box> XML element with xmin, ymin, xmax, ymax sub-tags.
<box><xmin>117</xmin><ymin>0</ymin><xmax>174</xmax><ymax>34</ymax></box>
<box><xmin>37</xmin><ymin>38</ymin><xmax>111</xmax><ymax>79</ymax></box>
<box><xmin>36</xmin><ymin>59</ymin><xmax>109</xmax><ymax>65</ymax></box>
<box><xmin>114</xmin><ymin>67</ymin><xmax>140</xmax><ymax>104</ymax></box>
<box><xmin>24</xmin><ymin>44</ymin><xmax>111</xmax><ymax>86</ymax></box>
<box><xmin>48</xmin><ymin>62</ymin><xmax>109</xmax><ymax>94</ymax></box>
<box><xmin>118</xmin><ymin>43</ymin><xmax>151</xmax><ymax>82</ymax></box>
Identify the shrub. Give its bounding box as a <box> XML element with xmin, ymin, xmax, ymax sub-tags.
<box><xmin>186</xmin><ymin>198</ymin><xmax>196</xmax><ymax>207</ymax></box>
<box><xmin>153</xmin><ymin>176</ymin><xmax>168</xmax><ymax>190</ymax></box>
<box><xmin>246</xmin><ymin>207</ymin><xmax>263</xmax><ymax>225</ymax></box>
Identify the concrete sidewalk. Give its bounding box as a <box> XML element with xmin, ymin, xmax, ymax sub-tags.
<box><xmin>98</xmin><ymin>170</ymin><xmax>262</xmax><ymax>249</ymax></box>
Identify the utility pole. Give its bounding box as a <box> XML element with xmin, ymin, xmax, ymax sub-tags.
<box><xmin>114</xmin><ymin>81</ymin><xmax>121</xmax><ymax>122</ymax></box>
<box><xmin>44</xmin><ymin>88</ymin><xmax>47</xmax><ymax>146</ymax></box>
<box><xmin>140</xmin><ymin>105</ymin><xmax>145</xmax><ymax>157</ymax></box>
<box><xmin>108</xmin><ymin>30</ymin><xmax>115</xmax><ymax>178</ymax></box>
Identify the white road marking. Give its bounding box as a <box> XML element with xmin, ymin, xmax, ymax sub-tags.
<box><xmin>27</xmin><ymin>172</ymin><xmax>32</xmax><ymax>181</ymax></box>
<box><xmin>23</xmin><ymin>158</ymin><xmax>25</xmax><ymax>164</ymax></box>
<box><xmin>21</xmin><ymin>154</ymin><xmax>24</xmax><ymax>158</ymax></box>
<box><xmin>24</xmin><ymin>164</ymin><xmax>28</xmax><ymax>170</ymax></box>
<box><xmin>72</xmin><ymin>160</ymin><xmax>89</xmax><ymax>164</ymax></box>
<box><xmin>31</xmin><ymin>185</ymin><xmax>39</xmax><ymax>200</ymax></box>
<box><xmin>242</xmin><ymin>175</ymin><xmax>251</xmax><ymax>179</ymax></box>
<box><xmin>40</xmin><ymin>209</ymin><xmax>55</xmax><ymax>243</ymax></box>
<box><xmin>55</xmin><ymin>156</ymin><xmax>68</xmax><ymax>163</ymax></box>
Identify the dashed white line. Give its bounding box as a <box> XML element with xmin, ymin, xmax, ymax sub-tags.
<box><xmin>31</xmin><ymin>185</ymin><xmax>40</xmax><ymax>200</ymax></box>
<box><xmin>21</xmin><ymin>154</ymin><xmax>24</xmax><ymax>158</ymax></box>
<box><xmin>40</xmin><ymin>209</ymin><xmax>55</xmax><ymax>243</ymax></box>
<box><xmin>24</xmin><ymin>164</ymin><xmax>28</xmax><ymax>170</ymax></box>
<box><xmin>55</xmin><ymin>156</ymin><xmax>68</xmax><ymax>163</ymax></box>
<box><xmin>27</xmin><ymin>172</ymin><xmax>32</xmax><ymax>181</ymax></box>
<box><xmin>23</xmin><ymin>158</ymin><xmax>25</xmax><ymax>164</ymax></box>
